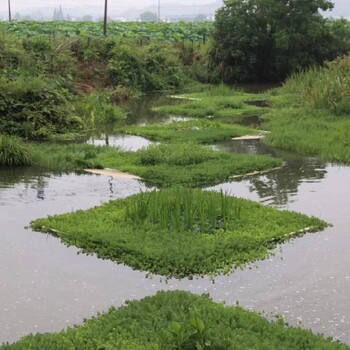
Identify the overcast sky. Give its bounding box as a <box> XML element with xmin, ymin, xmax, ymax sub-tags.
<box><xmin>0</xmin><ymin>0</ymin><xmax>349</xmax><ymax>18</ymax></box>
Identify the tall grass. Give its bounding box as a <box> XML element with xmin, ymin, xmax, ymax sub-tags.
<box><xmin>124</xmin><ymin>187</ymin><xmax>240</xmax><ymax>233</ymax></box>
<box><xmin>137</xmin><ymin>143</ymin><xmax>214</xmax><ymax>166</ymax></box>
<box><xmin>283</xmin><ymin>55</ymin><xmax>350</xmax><ymax>114</ymax></box>
<box><xmin>0</xmin><ymin>135</ymin><xmax>33</xmax><ymax>166</ymax></box>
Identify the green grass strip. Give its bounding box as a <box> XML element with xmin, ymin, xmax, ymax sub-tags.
<box><xmin>31</xmin><ymin>187</ymin><xmax>327</xmax><ymax>279</ymax></box>
<box><xmin>2</xmin><ymin>291</ymin><xmax>347</xmax><ymax>350</ymax></box>
<box><xmin>121</xmin><ymin>119</ymin><xmax>257</xmax><ymax>144</ymax></box>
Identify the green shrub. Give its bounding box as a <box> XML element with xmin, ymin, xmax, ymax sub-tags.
<box><xmin>0</xmin><ymin>135</ymin><xmax>33</xmax><ymax>166</ymax></box>
<box><xmin>0</xmin><ymin>78</ymin><xmax>84</xmax><ymax>139</ymax></box>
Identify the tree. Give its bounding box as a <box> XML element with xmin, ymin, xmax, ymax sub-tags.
<box><xmin>211</xmin><ymin>0</ymin><xmax>335</xmax><ymax>82</ymax></box>
<box><xmin>139</xmin><ymin>11</ymin><xmax>158</xmax><ymax>22</ymax></box>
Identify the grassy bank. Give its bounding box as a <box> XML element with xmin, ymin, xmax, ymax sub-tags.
<box><xmin>2</xmin><ymin>291</ymin><xmax>347</xmax><ymax>350</ymax></box>
<box><xmin>264</xmin><ymin>108</ymin><xmax>350</xmax><ymax>163</ymax></box>
<box><xmin>31</xmin><ymin>187</ymin><xmax>327</xmax><ymax>278</ymax></box>
<box><xmin>261</xmin><ymin>56</ymin><xmax>350</xmax><ymax>163</ymax></box>
<box><xmin>121</xmin><ymin>119</ymin><xmax>258</xmax><ymax>144</ymax></box>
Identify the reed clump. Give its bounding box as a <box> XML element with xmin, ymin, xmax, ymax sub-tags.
<box><xmin>124</xmin><ymin>187</ymin><xmax>240</xmax><ymax>234</ymax></box>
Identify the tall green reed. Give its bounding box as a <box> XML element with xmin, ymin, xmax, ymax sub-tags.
<box><xmin>124</xmin><ymin>187</ymin><xmax>240</xmax><ymax>234</ymax></box>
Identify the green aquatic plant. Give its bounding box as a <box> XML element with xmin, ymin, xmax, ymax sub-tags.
<box><xmin>2</xmin><ymin>291</ymin><xmax>348</xmax><ymax>350</ymax></box>
<box><xmin>98</xmin><ymin>142</ymin><xmax>283</xmax><ymax>186</ymax></box>
<box><xmin>31</xmin><ymin>188</ymin><xmax>327</xmax><ymax>278</ymax></box>
<box><xmin>124</xmin><ymin>187</ymin><xmax>239</xmax><ymax>233</ymax></box>
<box><xmin>0</xmin><ymin>135</ymin><xmax>33</xmax><ymax>166</ymax></box>
<box><xmin>122</xmin><ymin>119</ymin><xmax>254</xmax><ymax>144</ymax></box>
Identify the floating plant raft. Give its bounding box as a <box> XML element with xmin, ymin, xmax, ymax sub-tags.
<box><xmin>31</xmin><ymin>187</ymin><xmax>328</xmax><ymax>279</ymax></box>
<box><xmin>3</xmin><ymin>291</ymin><xmax>348</xmax><ymax>350</ymax></box>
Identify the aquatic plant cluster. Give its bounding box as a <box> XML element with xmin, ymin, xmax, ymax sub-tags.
<box><xmin>2</xmin><ymin>291</ymin><xmax>348</xmax><ymax>350</ymax></box>
<box><xmin>31</xmin><ymin>187</ymin><xmax>327</xmax><ymax>279</ymax></box>
<box><xmin>125</xmin><ymin>187</ymin><xmax>237</xmax><ymax>233</ymax></box>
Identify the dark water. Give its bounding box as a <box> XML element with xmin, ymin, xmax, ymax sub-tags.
<box><xmin>1</xmin><ymin>104</ymin><xmax>350</xmax><ymax>344</ymax></box>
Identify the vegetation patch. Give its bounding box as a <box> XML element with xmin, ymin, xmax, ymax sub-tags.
<box><xmin>97</xmin><ymin>143</ymin><xmax>282</xmax><ymax>186</ymax></box>
<box><xmin>2</xmin><ymin>291</ymin><xmax>348</xmax><ymax>350</ymax></box>
<box><xmin>155</xmin><ymin>86</ymin><xmax>270</xmax><ymax>124</ymax></box>
<box><xmin>2</xmin><ymin>142</ymin><xmax>280</xmax><ymax>186</ymax></box>
<box><xmin>121</xmin><ymin>119</ymin><xmax>256</xmax><ymax>144</ymax></box>
<box><xmin>264</xmin><ymin>108</ymin><xmax>350</xmax><ymax>163</ymax></box>
<box><xmin>0</xmin><ymin>135</ymin><xmax>33</xmax><ymax>166</ymax></box>
<box><xmin>262</xmin><ymin>55</ymin><xmax>350</xmax><ymax>163</ymax></box>
<box><xmin>31</xmin><ymin>187</ymin><xmax>327</xmax><ymax>278</ymax></box>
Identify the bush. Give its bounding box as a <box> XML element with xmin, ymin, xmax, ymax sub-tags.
<box><xmin>0</xmin><ymin>77</ymin><xmax>85</xmax><ymax>139</ymax></box>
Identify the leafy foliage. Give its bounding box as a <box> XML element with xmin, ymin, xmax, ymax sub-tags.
<box><xmin>0</xmin><ymin>78</ymin><xmax>84</xmax><ymax>140</ymax></box>
<box><xmin>211</xmin><ymin>0</ymin><xmax>336</xmax><ymax>82</ymax></box>
<box><xmin>31</xmin><ymin>188</ymin><xmax>327</xmax><ymax>278</ymax></box>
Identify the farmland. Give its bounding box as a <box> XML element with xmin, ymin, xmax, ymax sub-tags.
<box><xmin>3</xmin><ymin>21</ymin><xmax>213</xmax><ymax>42</ymax></box>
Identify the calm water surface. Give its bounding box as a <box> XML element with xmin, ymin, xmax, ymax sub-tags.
<box><xmin>1</xmin><ymin>108</ymin><xmax>350</xmax><ymax>344</ymax></box>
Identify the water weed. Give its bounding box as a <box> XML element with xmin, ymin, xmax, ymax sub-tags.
<box><xmin>98</xmin><ymin>143</ymin><xmax>282</xmax><ymax>187</ymax></box>
<box><xmin>122</xmin><ymin>119</ymin><xmax>255</xmax><ymax>144</ymax></box>
<box><xmin>2</xmin><ymin>291</ymin><xmax>348</xmax><ymax>350</ymax></box>
<box><xmin>31</xmin><ymin>188</ymin><xmax>327</xmax><ymax>278</ymax></box>
<box><xmin>154</xmin><ymin>88</ymin><xmax>270</xmax><ymax>124</ymax></box>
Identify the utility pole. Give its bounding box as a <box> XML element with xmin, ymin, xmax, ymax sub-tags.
<box><xmin>103</xmin><ymin>0</ymin><xmax>108</xmax><ymax>36</ymax></box>
<box><xmin>8</xmin><ymin>0</ymin><xmax>12</xmax><ymax>22</ymax></box>
<box><xmin>158</xmin><ymin>0</ymin><xmax>160</xmax><ymax>22</ymax></box>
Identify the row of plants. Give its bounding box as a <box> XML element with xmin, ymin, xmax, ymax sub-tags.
<box><xmin>3</xmin><ymin>291</ymin><xmax>348</xmax><ymax>350</ymax></box>
<box><xmin>5</xmin><ymin>21</ymin><xmax>213</xmax><ymax>42</ymax></box>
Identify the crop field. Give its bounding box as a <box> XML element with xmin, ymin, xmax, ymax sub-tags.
<box><xmin>3</xmin><ymin>21</ymin><xmax>213</xmax><ymax>42</ymax></box>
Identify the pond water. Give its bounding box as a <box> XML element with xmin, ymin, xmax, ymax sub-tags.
<box><xmin>1</xmin><ymin>99</ymin><xmax>350</xmax><ymax>345</ymax></box>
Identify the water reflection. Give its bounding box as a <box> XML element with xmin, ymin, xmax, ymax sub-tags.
<box><xmin>213</xmin><ymin>139</ymin><xmax>328</xmax><ymax>207</ymax></box>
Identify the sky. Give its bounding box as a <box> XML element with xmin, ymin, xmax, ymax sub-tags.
<box><xmin>0</xmin><ymin>0</ymin><xmax>349</xmax><ymax>19</ymax></box>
